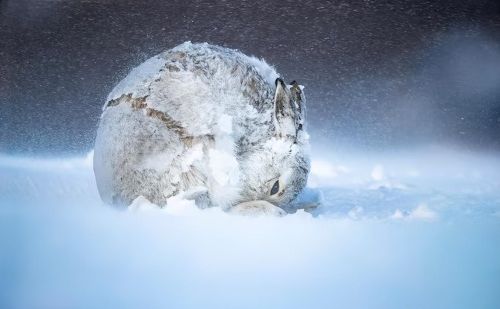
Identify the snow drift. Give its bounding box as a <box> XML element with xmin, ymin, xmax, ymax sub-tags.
<box><xmin>1</xmin><ymin>147</ymin><xmax>500</xmax><ymax>308</ymax></box>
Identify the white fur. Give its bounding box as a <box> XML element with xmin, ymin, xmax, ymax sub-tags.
<box><xmin>94</xmin><ymin>42</ymin><xmax>310</xmax><ymax>212</ymax></box>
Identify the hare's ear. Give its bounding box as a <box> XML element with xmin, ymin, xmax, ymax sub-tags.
<box><xmin>273</xmin><ymin>78</ymin><xmax>297</xmax><ymax>138</ymax></box>
<box><xmin>290</xmin><ymin>80</ymin><xmax>305</xmax><ymax>131</ymax></box>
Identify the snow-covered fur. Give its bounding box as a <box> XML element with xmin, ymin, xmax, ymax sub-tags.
<box><xmin>94</xmin><ymin>42</ymin><xmax>310</xmax><ymax>212</ymax></box>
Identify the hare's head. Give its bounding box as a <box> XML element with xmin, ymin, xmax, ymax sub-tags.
<box><xmin>240</xmin><ymin>78</ymin><xmax>310</xmax><ymax>208</ymax></box>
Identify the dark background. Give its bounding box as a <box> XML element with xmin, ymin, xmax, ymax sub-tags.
<box><xmin>1</xmin><ymin>0</ymin><xmax>500</xmax><ymax>155</ymax></box>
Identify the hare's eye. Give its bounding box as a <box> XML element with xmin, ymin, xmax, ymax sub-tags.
<box><xmin>270</xmin><ymin>180</ymin><xmax>280</xmax><ymax>195</ymax></box>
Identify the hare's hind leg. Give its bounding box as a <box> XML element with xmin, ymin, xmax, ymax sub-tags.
<box><xmin>229</xmin><ymin>200</ymin><xmax>287</xmax><ymax>217</ymax></box>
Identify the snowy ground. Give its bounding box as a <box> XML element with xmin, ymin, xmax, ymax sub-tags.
<box><xmin>1</xmin><ymin>146</ymin><xmax>499</xmax><ymax>308</ymax></box>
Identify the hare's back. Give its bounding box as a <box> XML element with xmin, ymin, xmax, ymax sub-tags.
<box><xmin>106</xmin><ymin>42</ymin><xmax>279</xmax><ymax>138</ymax></box>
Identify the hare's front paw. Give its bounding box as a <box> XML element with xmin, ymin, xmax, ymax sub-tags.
<box><xmin>229</xmin><ymin>200</ymin><xmax>287</xmax><ymax>217</ymax></box>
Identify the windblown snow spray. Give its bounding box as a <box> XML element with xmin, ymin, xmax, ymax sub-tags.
<box><xmin>93</xmin><ymin>42</ymin><xmax>310</xmax><ymax>215</ymax></box>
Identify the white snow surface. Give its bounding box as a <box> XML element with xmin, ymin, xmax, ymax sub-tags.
<box><xmin>1</xmin><ymin>146</ymin><xmax>500</xmax><ymax>308</ymax></box>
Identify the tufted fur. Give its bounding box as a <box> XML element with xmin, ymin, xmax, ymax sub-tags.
<box><xmin>94</xmin><ymin>42</ymin><xmax>310</xmax><ymax>211</ymax></box>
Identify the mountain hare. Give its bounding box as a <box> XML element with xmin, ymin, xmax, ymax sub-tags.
<box><xmin>94</xmin><ymin>42</ymin><xmax>310</xmax><ymax>215</ymax></box>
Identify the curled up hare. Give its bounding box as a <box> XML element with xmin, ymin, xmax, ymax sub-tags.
<box><xmin>94</xmin><ymin>42</ymin><xmax>312</xmax><ymax>216</ymax></box>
